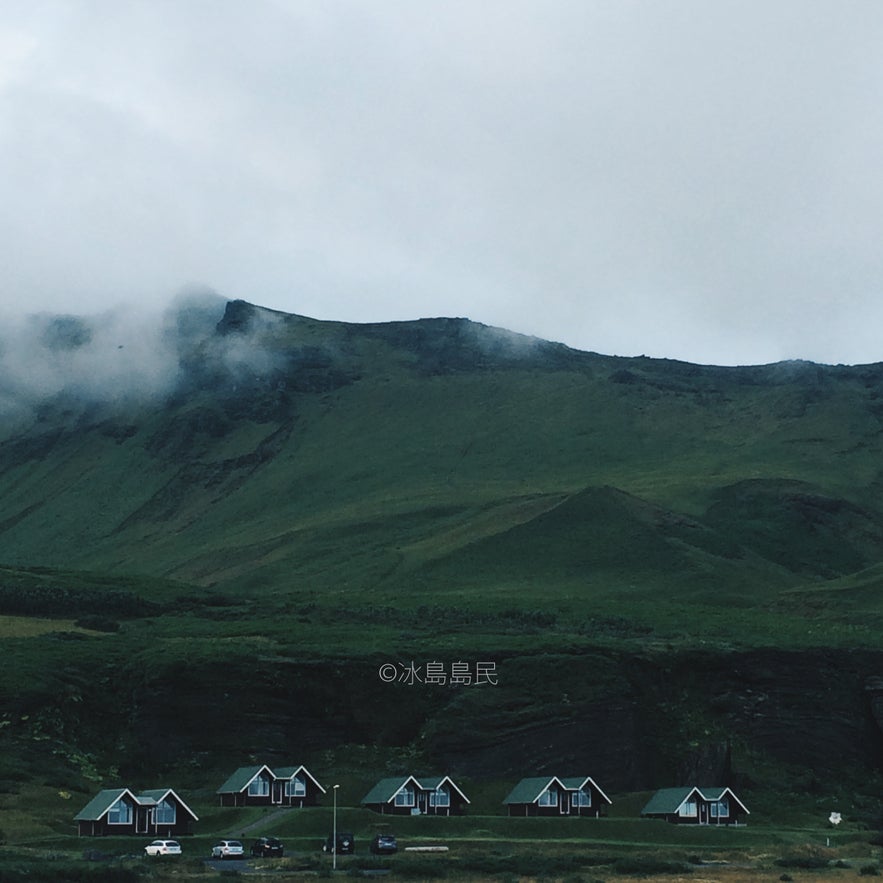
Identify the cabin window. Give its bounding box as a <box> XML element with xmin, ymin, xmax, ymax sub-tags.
<box><xmin>538</xmin><ymin>788</ymin><xmax>558</xmax><ymax>807</ymax></box>
<box><xmin>679</xmin><ymin>798</ymin><xmax>698</xmax><ymax>817</ymax></box>
<box><xmin>710</xmin><ymin>798</ymin><xmax>729</xmax><ymax>818</ymax></box>
<box><xmin>572</xmin><ymin>789</ymin><xmax>591</xmax><ymax>807</ymax></box>
<box><xmin>429</xmin><ymin>787</ymin><xmax>450</xmax><ymax>807</ymax></box>
<box><xmin>286</xmin><ymin>776</ymin><xmax>306</xmax><ymax>797</ymax></box>
<box><xmin>248</xmin><ymin>774</ymin><xmax>270</xmax><ymax>797</ymax></box>
<box><xmin>155</xmin><ymin>798</ymin><xmax>176</xmax><ymax>825</ymax></box>
<box><xmin>394</xmin><ymin>784</ymin><xmax>415</xmax><ymax>807</ymax></box>
<box><xmin>108</xmin><ymin>797</ymin><xmax>133</xmax><ymax>825</ymax></box>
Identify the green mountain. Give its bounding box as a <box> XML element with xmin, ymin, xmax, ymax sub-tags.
<box><xmin>1</xmin><ymin>298</ymin><xmax>881</xmax><ymax>824</ymax></box>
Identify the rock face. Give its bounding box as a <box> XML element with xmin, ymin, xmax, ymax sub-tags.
<box><xmin>216</xmin><ymin>298</ymin><xmax>260</xmax><ymax>335</ymax></box>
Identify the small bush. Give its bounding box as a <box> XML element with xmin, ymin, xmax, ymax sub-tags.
<box><xmin>614</xmin><ymin>857</ymin><xmax>692</xmax><ymax>875</ymax></box>
<box><xmin>860</xmin><ymin>866</ymin><xmax>880</xmax><ymax>876</ymax></box>
<box><xmin>775</xmin><ymin>855</ymin><xmax>829</xmax><ymax>869</ymax></box>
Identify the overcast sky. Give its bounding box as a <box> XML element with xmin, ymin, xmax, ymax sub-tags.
<box><xmin>1</xmin><ymin>1</ymin><xmax>882</xmax><ymax>366</ymax></box>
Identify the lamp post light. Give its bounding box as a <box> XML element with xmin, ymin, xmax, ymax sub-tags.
<box><xmin>332</xmin><ymin>784</ymin><xmax>340</xmax><ymax>871</ymax></box>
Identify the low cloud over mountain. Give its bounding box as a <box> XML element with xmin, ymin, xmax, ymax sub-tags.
<box><xmin>0</xmin><ymin>289</ymin><xmax>297</xmax><ymax>422</ymax></box>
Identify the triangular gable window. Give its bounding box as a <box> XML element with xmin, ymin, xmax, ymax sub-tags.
<box><xmin>107</xmin><ymin>796</ymin><xmax>133</xmax><ymax>824</ymax></box>
<box><xmin>571</xmin><ymin>788</ymin><xmax>591</xmax><ymax>807</ymax></box>
<box><xmin>429</xmin><ymin>785</ymin><xmax>450</xmax><ymax>807</ymax></box>
<box><xmin>285</xmin><ymin>775</ymin><xmax>306</xmax><ymax>797</ymax></box>
<box><xmin>394</xmin><ymin>783</ymin><xmax>415</xmax><ymax>807</ymax></box>
<box><xmin>155</xmin><ymin>797</ymin><xmax>176</xmax><ymax>824</ymax></box>
<box><xmin>538</xmin><ymin>786</ymin><xmax>558</xmax><ymax>807</ymax></box>
<box><xmin>678</xmin><ymin>797</ymin><xmax>698</xmax><ymax>817</ymax></box>
<box><xmin>248</xmin><ymin>772</ymin><xmax>271</xmax><ymax>797</ymax></box>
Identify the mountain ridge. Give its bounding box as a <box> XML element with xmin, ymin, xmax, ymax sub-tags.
<box><xmin>3</xmin><ymin>297</ymin><xmax>883</xmax><ymax>593</ymax></box>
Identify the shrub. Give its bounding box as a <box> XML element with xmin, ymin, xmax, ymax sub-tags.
<box><xmin>775</xmin><ymin>854</ymin><xmax>830</xmax><ymax>869</ymax></box>
<box><xmin>773</xmin><ymin>844</ymin><xmax>835</xmax><ymax>870</ymax></box>
<box><xmin>860</xmin><ymin>866</ymin><xmax>880</xmax><ymax>876</ymax></box>
<box><xmin>614</xmin><ymin>857</ymin><xmax>692</xmax><ymax>875</ymax></box>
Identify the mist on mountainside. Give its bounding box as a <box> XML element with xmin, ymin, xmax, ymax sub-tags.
<box><xmin>0</xmin><ymin>289</ymin><xmax>302</xmax><ymax>426</ymax></box>
<box><xmin>0</xmin><ymin>288</ymin><xmax>596</xmax><ymax>437</ymax></box>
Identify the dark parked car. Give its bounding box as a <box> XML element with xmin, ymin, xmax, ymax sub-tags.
<box><xmin>370</xmin><ymin>833</ymin><xmax>398</xmax><ymax>855</ymax></box>
<box><xmin>251</xmin><ymin>836</ymin><xmax>284</xmax><ymax>857</ymax></box>
<box><xmin>323</xmin><ymin>832</ymin><xmax>355</xmax><ymax>854</ymax></box>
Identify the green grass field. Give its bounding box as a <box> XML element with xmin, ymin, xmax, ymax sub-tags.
<box><xmin>1</xmin><ymin>804</ymin><xmax>880</xmax><ymax>882</ymax></box>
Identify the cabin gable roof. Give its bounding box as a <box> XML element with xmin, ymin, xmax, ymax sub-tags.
<box><xmin>138</xmin><ymin>788</ymin><xmax>199</xmax><ymax>820</ymax></box>
<box><xmin>216</xmin><ymin>764</ymin><xmax>273</xmax><ymax>795</ymax></box>
<box><xmin>503</xmin><ymin>776</ymin><xmax>611</xmax><ymax>805</ymax></box>
<box><xmin>272</xmin><ymin>765</ymin><xmax>326</xmax><ymax>794</ymax></box>
<box><xmin>74</xmin><ymin>788</ymin><xmax>133</xmax><ymax>822</ymax></box>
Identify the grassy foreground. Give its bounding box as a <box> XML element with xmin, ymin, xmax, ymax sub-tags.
<box><xmin>2</xmin><ymin>793</ymin><xmax>882</xmax><ymax>881</ymax></box>
<box><xmin>0</xmin><ymin>829</ymin><xmax>881</xmax><ymax>882</ymax></box>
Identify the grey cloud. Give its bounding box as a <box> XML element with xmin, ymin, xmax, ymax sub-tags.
<box><xmin>1</xmin><ymin>1</ymin><xmax>882</xmax><ymax>365</ymax></box>
<box><xmin>0</xmin><ymin>291</ymin><xmax>227</xmax><ymax>421</ymax></box>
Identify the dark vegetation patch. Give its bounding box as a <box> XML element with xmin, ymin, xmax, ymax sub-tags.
<box><xmin>0</xmin><ymin>860</ymin><xmax>140</xmax><ymax>883</ymax></box>
<box><xmin>705</xmin><ymin>479</ymin><xmax>883</xmax><ymax>577</ymax></box>
<box><xmin>0</xmin><ymin>584</ymin><xmax>159</xmax><ymax>619</ymax></box>
<box><xmin>377</xmin><ymin>849</ymin><xmax>617</xmax><ymax>879</ymax></box>
<box><xmin>774</xmin><ymin>854</ymin><xmax>831</xmax><ymax>869</ymax></box>
<box><xmin>331</xmin><ymin>603</ymin><xmax>558</xmax><ymax>632</ymax></box>
<box><xmin>614</xmin><ymin>856</ymin><xmax>693</xmax><ymax>874</ymax></box>
<box><xmin>143</xmin><ymin>406</ymin><xmax>235</xmax><ymax>457</ymax></box>
<box><xmin>39</xmin><ymin>316</ymin><xmax>93</xmax><ymax>351</ymax></box>
<box><xmin>0</xmin><ymin>429</ymin><xmax>68</xmax><ymax>473</ymax></box>
<box><xmin>323</xmin><ymin>604</ymin><xmax>653</xmax><ymax>639</ymax></box>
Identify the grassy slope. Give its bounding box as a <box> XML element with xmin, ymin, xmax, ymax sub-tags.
<box><xmin>4</xmin><ymin>360</ymin><xmax>883</xmax><ymax>594</ymax></box>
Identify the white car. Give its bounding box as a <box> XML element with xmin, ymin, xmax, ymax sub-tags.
<box><xmin>144</xmin><ymin>839</ymin><xmax>181</xmax><ymax>856</ymax></box>
<box><xmin>212</xmin><ymin>839</ymin><xmax>245</xmax><ymax>859</ymax></box>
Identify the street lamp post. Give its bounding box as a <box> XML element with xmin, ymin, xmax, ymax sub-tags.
<box><xmin>332</xmin><ymin>784</ymin><xmax>340</xmax><ymax>871</ymax></box>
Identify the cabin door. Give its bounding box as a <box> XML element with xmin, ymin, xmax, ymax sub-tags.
<box><xmin>699</xmin><ymin>803</ymin><xmax>708</xmax><ymax>824</ymax></box>
<box><xmin>272</xmin><ymin>781</ymin><xmax>284</xmax><ymax>804</ymax></box>
<box><xmin>135</xmin><ymin>807</ymin><xmax>151</xmax><ymax>834</ymax></box>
